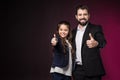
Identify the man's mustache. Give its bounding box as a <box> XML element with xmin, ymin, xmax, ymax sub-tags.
<box><xmin>79</xmin><ymin>18</ymin><xmax>86</xmax><ymax>21</ymax></box>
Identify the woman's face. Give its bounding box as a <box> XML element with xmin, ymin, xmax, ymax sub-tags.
<box><xmin>58</xmin><ymin>24</ymin><xmax>69</xmax><ymax>38</ymax></box>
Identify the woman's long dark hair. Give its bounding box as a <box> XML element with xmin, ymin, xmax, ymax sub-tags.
<box><xmin>56</xmin><ymin>21</ymin><xmax>74</xmax><ymax>55</ymax></box>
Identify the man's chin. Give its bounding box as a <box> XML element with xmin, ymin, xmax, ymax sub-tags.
<box><xmin>80</xmin><ymin>23</ymin><xmax>87</xmax><ymax>26</ymax></box>
<box><xmin>79</xmin><ymin>22</ymin><xmax>88</xmax><ymax>26</ymax></box>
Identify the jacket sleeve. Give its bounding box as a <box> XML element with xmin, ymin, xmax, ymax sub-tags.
<box><xmin>53</xmin><ymin>35</ymin><xmax>65</xmax><ymax>54</ymax></box>
<box><xmin>93</xmin><ymin>25</ymin><xmax>107</xmax><ymax>48</ymax></box>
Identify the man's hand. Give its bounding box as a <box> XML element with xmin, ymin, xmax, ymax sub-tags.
<box><xmin>86</xmin><ymin>33</ymin><xmax>99</xmax><ymax>48</ymax></box>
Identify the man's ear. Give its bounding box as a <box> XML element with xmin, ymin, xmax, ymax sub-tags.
<box><xmin>75</xmin><ymin>15</ymin><xmax>77</xmax><ymax>19</ymax></box>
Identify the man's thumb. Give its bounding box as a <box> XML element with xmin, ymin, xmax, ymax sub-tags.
<box><xmin>89</xmin><ymin>33</ymin><xmax>94</xmax><ymax>40</ymax></box>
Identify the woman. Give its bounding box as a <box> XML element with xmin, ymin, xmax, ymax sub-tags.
<box><xmin>50</xmin><ymin>21</ymin><xmax>73</xmax><ymax>80</ymax></box>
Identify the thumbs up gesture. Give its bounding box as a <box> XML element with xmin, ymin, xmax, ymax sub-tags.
<box><xmin>51</xmin><ymin>34</ymin><xmax>58</xmax><ymax>46</ymax></box>
<box><xmin>86</xmin><ymin>33</ymin><xmax>99</xmax><ymax>48</ymax></box>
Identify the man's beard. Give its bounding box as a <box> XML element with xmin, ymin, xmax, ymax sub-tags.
<box><xmin>78</xmin><ymin>18</ymin><xmax>89</xmax><ymax>26</ymax></box>
<box><xmin>79</xmin><ymin>21</ymin><xmax>88</xmax><ymax>26</ymax></box>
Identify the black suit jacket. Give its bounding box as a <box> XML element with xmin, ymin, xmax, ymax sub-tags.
<box><xmin>72</xmin><ymin>23</ymin><xmax>107</xmax><ymax>76</ymax></box>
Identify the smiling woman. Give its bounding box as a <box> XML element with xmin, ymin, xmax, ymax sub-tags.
<box><xmin>58</xmin><ymin>24</ymin><xmax>69</xmax><ymax>38</ymax></box>
<box><xmin>50</xmin><ymin>21</ymin><xmax>73</xmax><ymax>80</ymax></box>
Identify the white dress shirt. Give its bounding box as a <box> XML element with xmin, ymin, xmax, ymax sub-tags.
<box><xmin>75</xmin><ymin>24</ymin><xmax>87</xmax><ymax>65</ymax></box>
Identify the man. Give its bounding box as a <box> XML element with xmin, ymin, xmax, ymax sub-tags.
<box><xmin>72</xmin><ymin>5</ymin><xmax>107</xmax><ymax>80</ymax></box>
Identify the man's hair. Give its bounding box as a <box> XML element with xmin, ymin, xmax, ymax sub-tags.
<box><xmin>75</xmin><ymin>5</ymin><xmax>89</xmax><ymax>15</ymax></box>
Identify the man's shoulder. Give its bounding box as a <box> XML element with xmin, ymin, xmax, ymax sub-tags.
<box><xmin>72</xmin><ymin>27</ymin><xmax>77</xmax><ymax>31</ymax></box>
<box><xmin>89</xmin><ymin>23</ymin><xmax>102</xmax><ymax>27</ymax></box>
<box><xmin>88</xmin><ymin>23</ymin><xmax>103</xmax><ymax>30</ymax></box>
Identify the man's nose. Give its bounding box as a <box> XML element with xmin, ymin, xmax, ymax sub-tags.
<box><xmin>81</xmin><ymin>15</ymin><xmax>85</xmax><ymax>18</ymax></box>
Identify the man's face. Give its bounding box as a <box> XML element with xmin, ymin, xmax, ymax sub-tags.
<box><xmin>75</xmin><ymin>9</ymin><xmax>90</xmax><ymax>26</ymax></box>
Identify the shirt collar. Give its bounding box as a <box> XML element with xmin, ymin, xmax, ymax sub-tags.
<box><xmin>77</xmin><ymin>23</ymin><xmax>88</xmax><ymax>31</ymax></box>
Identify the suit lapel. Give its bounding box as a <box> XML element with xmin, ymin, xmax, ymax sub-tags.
<box><xmin>82</xmin><ymin>23</ymin><xmax>91</xmax><ymax>45</ymax></box>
